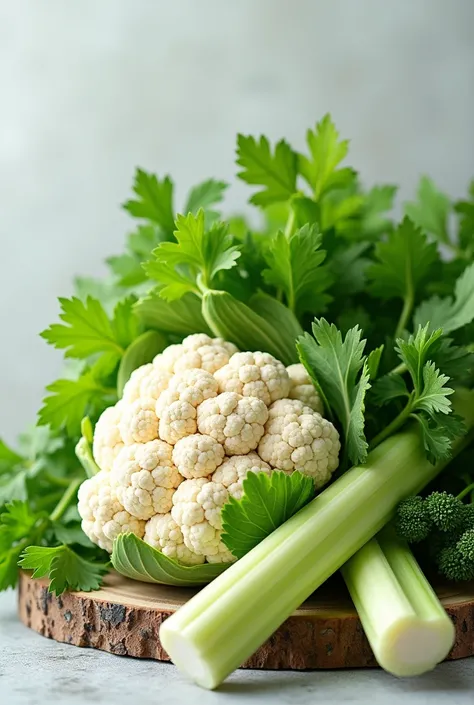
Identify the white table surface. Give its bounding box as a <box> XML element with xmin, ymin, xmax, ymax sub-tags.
<box><xmin>1</xmin><ymin>590</ymin><xmax>473</xmax><ymax>704</ymax></box>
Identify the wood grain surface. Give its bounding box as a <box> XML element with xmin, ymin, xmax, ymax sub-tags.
<box><xmin>17</xmin><ymin>570</ymin><xmax>474</xmax><ymax>670</ymax></box>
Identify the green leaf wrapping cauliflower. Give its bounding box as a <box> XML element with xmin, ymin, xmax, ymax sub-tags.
<box><xmin>78</xmin><ymin>334</ymin><xmax>341</xmax><ymax>568</ymax></box>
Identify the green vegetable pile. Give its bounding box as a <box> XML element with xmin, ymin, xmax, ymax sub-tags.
<box><xmin>1</xmin><ymin>114</ymin><xmax>474</xmax><ymax>686</ymax></box>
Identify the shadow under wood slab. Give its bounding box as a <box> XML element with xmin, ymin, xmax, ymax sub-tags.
<box><xmin>17</xmin><ymin>570</ymin><xmax>474</xmax><ymax>670</ymax></box>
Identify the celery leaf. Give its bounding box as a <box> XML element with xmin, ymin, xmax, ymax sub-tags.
<box><xmin>262</xmin><ymin>225</ymin><xmax>332</xmax><ymax>315</ymax></box>
<box><xmin>221</xmin><ymin>471</ymin><xmax>314</xmax><ymax>559</ymax></box>
<box><xmin>236</xmin><ymin>134</ymin><xmax>297</xmax><ymax>206</ymax></box>
<box><xmin>297</xmin><ymin>320</ymin><xmax>370</xmax><ymax>465</ymax></box>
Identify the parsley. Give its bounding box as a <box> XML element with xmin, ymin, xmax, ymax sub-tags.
<box><xmin>405</xmin><ymin>176</ymin><xmax>451</xmax><ymax>247</ymax></box>
<box><xmin>236</xmin><ymin>134</ymin><xmax>298</xmax><ymax>206</ymax></box>
<box><xmin>414</xmin><ymin>262</ymin><xmax>474</xmax><ymax>334</ymax></box>
<box><xmin>123</xmin><ymin>168</ymin><xmax>175</xmax><ymax>235</ymax></box>
<box><xmin>221</xmin><ymin>471</ymin><xmax>315</xmax><ymax>559</ymax></box>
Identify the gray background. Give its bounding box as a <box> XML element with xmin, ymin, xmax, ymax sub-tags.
<box><xmin>1</xmin><ymin>0</ymin><xmax>474</xmax><ymax>443</ymax></box>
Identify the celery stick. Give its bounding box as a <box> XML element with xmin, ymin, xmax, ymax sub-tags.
<box><xmin>341</xmin><ymin>526</ymin><xmax>455</xmax><ymax>677</ymax></box>
<box><xmin>160</xmin><ymin>390</ymin><xmax>474</xmax><ymax>690</ymax></box>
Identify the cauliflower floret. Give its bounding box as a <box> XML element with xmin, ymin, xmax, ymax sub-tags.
<box><xmin>258</xmin><ymin>399</ymin><xmax>340</xmax><ymax>488</ymax></box>
<box><xmin>212</xmin><ymin>452</ymin><xmax>272</xmax><ymax>500</ymax></box>
<box><xmin>92</xmin><ymin>402</ymin><xmax>124</xmax><ymax>472</ymax></box>
<box><xmin>119</xmin><ymin>398</ymin><xmax>159</xmax><ymax>445</ymax></box>
<box><xmin>122</xmin><ymin>363</ymin><xmax>171</xmax><ymax>404</ymax></box>
<box><xmin>197</xmin><ymin>392</ymin><xmax>268</xmax><ymax>456</ymax></box>
<box><xmin>111</xmin><ymin>440</ymin><xmax>182</xmax><ymax>520</ymax></box>
<box><xmin>77</xmin><ymin>471</ymin><xmax>145</xmax><ymax>553</ymax></box>
<box><xmin>215</xmin><ymin>351</ymin><xmax>290</xmax><ymax>406</ymax></box>
<box><xmin>154</xmin><ymin>334</ymin><xmax>237</xmax><ymax>375</ymax></box>
<box><xmin>156</xmin><ymin>369</ymin><xmax>218</xmax><ymax>445</ymax></box>
<box><xmin>144</xmin><ymin>513</ymin><xmax>204</xmax><ymax>566</ymax></box>
<box><xmin>171</xmin><ymin>478</ymin><xmax>234</xmax><ymax>561</ymax></box>
<box><xmin>287</xmin><ymin>363</ymin><xmax>323</xmax><ymax>414</ymax></box>
<box><xmin>173</xmin><ymin>434</ymin><xmax>225</xmax><ymax>479</ymax></box>
<box><xmin>205</xmin><ymin>545</ymin><xmax>235</xmax><ymax>564</ymax></box>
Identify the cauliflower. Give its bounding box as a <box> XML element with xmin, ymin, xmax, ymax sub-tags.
<box><xmin>173</xmin><ymin>434</ymin><xmax>225</xmax><ymax>479</ymax></box>
<box><xmin>258</xmin><ymin>399</ymin><xmax>340</xmax><ymax>488</ymax></box>
<box><xmin>212</xmin><ymin>452</ymin><xmax>272</xmax><ymax>500</ymax></box>
<box><xmin>154</xmin><ymin>334</ymin><xmax>237</xmax><ymax>375</ymax></box>
<box><xmin>92</xmin><ymin>402</ymin><xmax>124</xmax><ymax>472</ymax></box>
<box><xmin>215</xmin><ymin>351</ymin><xmax>290</xmax><ymax>406</ymax></box>
<box><xmin>197</xmin><ymin>392</ymin><xmax>268</xmax><ymax>455</ymax></box>
<box><xmin>171</xmin><ymin>478</ymin><xmax>234</xmax><ymax>561</ymax></box>
<box><xmin>122</xmin><ymin>363</ymin><xmax>171</xmax><ymax>404</ymax></box>
<box><xmin>144</xmin><ymin>513</ymin><xmax>205</xmax><ymax>566</ymax></box>
<box><xmin>119</xmin><ymin>397</ymin><xmax>159</xmax><ymax>445</ymax></box>
<box><xmin>111</xmin><ymin>440</ymin><xmax>182</xmax><ymax>520</ymax></box>
<box><xmin>156</xmin><ymin>369</ymin><xmax>219</xmax><ymax>445</ymax></box>
<box><xmin>78</xmin><ymin>471</ymin><xmax>145</xmax><ymax>552</ymax></box>
<box><xmin>286</xmin><ymin>363</ymin><xmax>323</xmax><ymax>414</ymax></box>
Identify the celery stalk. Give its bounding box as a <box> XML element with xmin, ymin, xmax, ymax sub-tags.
<box><xmin>160</xmin><ymin>389</ymin><xmax>474</xmax><ymax>690</ymax></box>
<box><xmin>341</xmin><ymin>526</ymin><xmax>455</xmax><ymax>677</ymax></box>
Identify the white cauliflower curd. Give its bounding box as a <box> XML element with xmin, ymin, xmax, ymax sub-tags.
<box><xmin>286</xmin><ymin>363</ymin><xmax>323</xmax><ymax>414</ymax></box>
<box><xmin>258</xmin><ymin>399</ymin><xmax>340</xmax><ymax>488</ymax></box>
<box><xmin>77</xmin><ymin>471</ymin><xmax>145</xmax><ymax>552</ymax></box>
<box><xmin>111</xmin><ymin>440</ymin><xmax>182</xmax><ymax>520</ymax></box>
<box><xmin>92</xmin><ymin>402</ymin><xmax>124</xmax><ymax>472</ymax></box>
<box><xmin>215</xmin><ymin>351</ymin><xmax>290</xmax><ymax>406</ymax></box>
<box><xmin>79</xmin><ymin>333</ymin><xmax>340</xmax><ymax>569</ymax></box>
<box><xmin>197</xmin><ymin>392</ymin><xmax>268</xmax><ymax>455</ymax></box>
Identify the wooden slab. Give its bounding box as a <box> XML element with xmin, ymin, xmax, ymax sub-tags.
<box><xmin>17</xmin><ymin>570</ymin><xmax>474</xmax><ymax>670</ymax></box>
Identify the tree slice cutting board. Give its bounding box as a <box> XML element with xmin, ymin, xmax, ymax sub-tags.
<box><xmin>17</xmin><ymin>570</ymin><xmax>474</xmax><ymax>670</ymax></box>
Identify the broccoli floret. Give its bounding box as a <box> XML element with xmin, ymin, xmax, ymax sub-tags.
<box><xmin>461</xmin><ymin>503</ymin><xmax>474</xmax><ymax>531</ymax></box>
<box><xmin>395</xmin><ymin>496</ymin><xmax>432</xmax><ymax>543</ymax></box>
<box><xmin>457</xmin><ymin>529</ymin><xmax>474</xmax><ymax>562</ymax></box>
<box><xmin>427</xmin><ymin>527</ymin><xmax>464</xmax><ymax>559</ymax></box>
<box><xmin>425</xmin><ymin>491</ymin><xmax>465</xmax><ymax>532</ymax></box>
<box><xmin>437</xmin><ymin>545</ymin><xmax>474</xmax><ymax>582</ymax></box>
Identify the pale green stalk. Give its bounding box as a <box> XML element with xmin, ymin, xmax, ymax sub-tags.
<box><xmin>341</xmin><ymin>527</ymin><xmax>455</xmax><ymax>677</ymax></box>
<box><xmin>160</xmin><ymin>389</ymin><xmax>474</xmax><ymax>690</ymax></box>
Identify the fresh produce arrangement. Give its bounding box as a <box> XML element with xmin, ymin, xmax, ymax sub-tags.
<box><xmin>1</xmin><ymin>115</ymin><xmax>474</xmax><ymax>688</ymax></box>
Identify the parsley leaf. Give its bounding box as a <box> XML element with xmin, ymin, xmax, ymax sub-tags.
<box><xmin>298</xmin><ymin>114</ymin><xmax>354</xmax><ymax>199</ymax></box>
<box><xmin>123</xmin><ymin>169</ymin><xmax>174</xmax><ymax>235</ymax></box>
<box><xmin>405</xmin><ymin>176</ymin><xmax>451</xmax><ymax>246</ymax></box>
<box><xmin>38</xmin><ymin>371</ymin><xmax>116</xmax><ymax>436</ymax></box>
<box><xmin>395</xmin><ymin>325</ymin><xmax>443</xmax><ymax>394</ymax></box>
<box><xmin>455</xmin><ymin>180</ymin><xmax>474</xmax><ymax>253</ymax></box>
<box><xmin>361</xmin><ymin>185</ymin><xmax>397</xmax><ymax>238</ymax></box>
<box><xmin>0</xmin><ymin>501</ymin><xmax>40</xmax><ymax>543</ymax></box>
<box><xmin>262</xmin><ymin>225</ymin><xmax>332</xmax><ymax>315</ymax></box>
<box><xmin>371</xmin><ymin>374</ymin><xmax>409</xmax><ymax>406</ymax></box>
<box><xmin>368</xmin><ymin>217</ymin><xmax>438</xmax><ymax>304</ymax></box>
<box><xmin>19</xmin><ymin>545</ymin><xmax>109</xmax><ymax>595</ymax></box>
<box><xmin>221</xmin><ymin>471</ymin><xmax>314</xmax><ymax>559</ymax></box>
<box><xmin>414</xmin><ymin>413</ymin><xmax>466</xmax><ymax>464</ymax></box>
<box><xmin>41</xmin><ymin>297</ymin><xmax>128</xmax><ymax>360</ymax></box>
<box><xmin>0</xmin><ymin>439</ymin><xmax>23</xmax><ymax>472</ymax></box>
<box><xmin>145</xmin><ymin>210</ymin><xmax>240</xmax><ymax>298</ymax></box>
<box><xmin>184</xmin><ymin>179</ymin><xmax>228</xmax><ymax>219</ymax></box>
<box><xmin>297</xmin><ymin>320</ymin><xmax>370</xmax><ymax>465</ymax></box>
<box><xmin>134</xmin><ymin>290</ymin><xmax>211</xmax><ymax>335</ymax></box>
<box><xmin>414</xmin><ymin>262</ymin><xmax>474</xmax><ymax>335</ymax></box>
<box><xmin>236</xmin><ymin>134</ymin><xmax>298</xmax><ymax>206</ymax></box>
<box><xmin>107</xmin><ymin>225</ymin><xmax>165</xmax><ymax>288</ymax></box>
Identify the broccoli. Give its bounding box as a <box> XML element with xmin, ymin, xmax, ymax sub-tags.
<box><xmin>457</xmin><ymin>529</ymin><xmax>474</xmax><ymax>562</ymax></box>
<box><xmin>437</xmin><ymin>545</ymin><xmax>474</xmax><ymax>582</ymax></box>
<box><xmin>395</xmin><ymin>496</ymin><xmax>433</xmax><ymax>543</ymax></box>
<box><xmin>425</xmin><ymin>491</ymin><xmax>465</xmax><ymax>532</ymax></box>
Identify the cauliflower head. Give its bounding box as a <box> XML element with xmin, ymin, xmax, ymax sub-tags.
<box><xmin>286</xmin><ymin>363</ymin><xmax>323</xmax><ymax>415</ymax></box>
<box><xmin>119</xmin><ymin>397</ymin><xmax>159</xmax><ymax>445</ymax></box>
<box><xmin>154</xmin><ymin>333</ymin><xmax>238</xmax><ymax>375</ymax></box>
<box><xmin>92</xmin><ymin>402</ymin><xmax>124</xmax><ymax>472</ymax></box>
<box><xmin>144</xmin><ymin>513</ymin><xmax>205</xmax><ymax>566</ymax></box>
<box><xmin>258</xmin><ymin>399</ymin><xmax>340</xmax><ymax>488</ymax></box>
<box><xmin>172</xmin><ymin>434</ymin><xmax>225</xmax><ymax>479</ymax></box>
<box><xmin>197</xmin><ymin>392</ymin><xmax>268</xmax><ymax>455</ymax></box>
<box><xmin>122</xmin><ymin>362</ymin><xmax>171</xmax><ymax>404</ymax></box>
<box><xmin>171</xmin><ymin>478</ymin><xmax>234</xmax><ymax>561</ymax></box>
<box><xmin>78</xmin><ymin>471</ymin><xmax>145</xmax><ymax>552</ymax></box>
<box><xmin>212</xmin><ymin>452</ymin><xmax>272</xmax><ymax>500</ymax></box>
<box><xmin>215</xmin><ymin>351</ymin><xmax>290</xmax><ymax>406</ymax></box>
<box><xmin>111</xmin><ymin>440</ymin><xmax>182</xmax><ymax>520</ymax></box>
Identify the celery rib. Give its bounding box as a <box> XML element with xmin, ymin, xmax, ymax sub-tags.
<box><xmin>341</xmin><ymin>527</ymin><xmax>455</xmax><ymax>677</ymax></box>
<box><xmin>160</xmin><ymin>390</ymin><xmax>474</xmax><ymax>690</ymax></box>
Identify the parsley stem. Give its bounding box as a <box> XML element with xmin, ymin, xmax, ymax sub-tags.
<box><xmin>284</xmin><ymin>206</ymin><xmax>296</xmax><ymax>239</ymax></box>
<box><xmin>44</xmin><ymin>472</ymin><xmax>74</xmax><ymax>489</ymax></box>
<box><xmin>390</xmin><ymin>362</ymin><xmax>408</xmax><ymax>376</ymax></box>
<box><xmin>49</xmin><ymin>478</ymin><xmax>82</xmax><ymax>523</ymax></box>
<box><xmin>370</xmin><ymin>397</ymin><xmax>414</xmax><ymax>449</ymax></box>
<box><xmin>457</xmin><ymin>483</ymin><xmax>474</xmax><ymax>502</ymax></box>
<box><xmin>395</xmin><ymin>289</ymin><xmax>414</xmax><ymax>340</ymax></box>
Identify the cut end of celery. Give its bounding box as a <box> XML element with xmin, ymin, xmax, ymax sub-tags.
<box><xmin>377</xmin><ymin>616</ymin><xmax>455</xmax><ymax>677</ymax></box>
<box><xmin>160</xmin><ymin>623</ymin><xmax>219</xmax><ymax>690</ymax></box>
